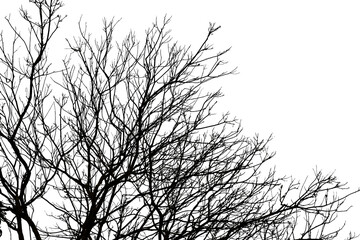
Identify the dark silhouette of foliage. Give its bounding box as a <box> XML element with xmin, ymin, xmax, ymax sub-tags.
<box><xmin>0</xmin><ymin>1</ymin><xmax>358</xmax><ymax>240</ymax></box>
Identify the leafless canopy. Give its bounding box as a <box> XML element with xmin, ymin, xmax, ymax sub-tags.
<box><xmin>0</xmin><ymin>1</ymin><xmax>358</xmax><ymax>240</ymax></box>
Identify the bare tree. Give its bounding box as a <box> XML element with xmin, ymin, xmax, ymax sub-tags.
<box><xmin>0</xmin><ymin>1</ymin><xmax>358</xmax><ymax>240</ymax></box>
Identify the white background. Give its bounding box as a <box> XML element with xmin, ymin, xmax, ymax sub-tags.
<box><xmin>1</xmin><ymin>0</ymin><xmax>359</xmax><ymax>238</ymax></box>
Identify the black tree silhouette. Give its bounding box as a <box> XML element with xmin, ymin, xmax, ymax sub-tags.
<box><xmin>0</xmin><ymin>1</ymin><xmax>358</xmax><ymax>240</ymax></box>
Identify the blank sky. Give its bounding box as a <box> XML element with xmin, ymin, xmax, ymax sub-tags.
<box><xmin>1</xmin><ymin>0</ymin><xmax>360</xmax><ymax>237</ymax></box>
